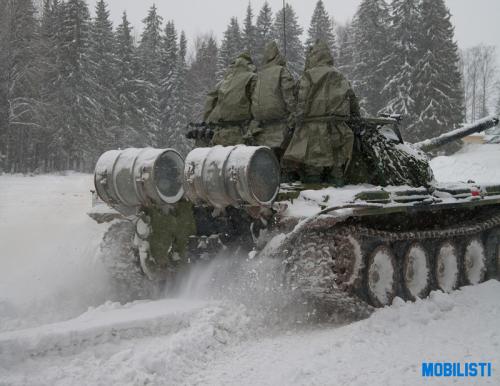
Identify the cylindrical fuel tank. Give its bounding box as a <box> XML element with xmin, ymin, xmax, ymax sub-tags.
<box><xmin>184</xmin><ymin>145</ymin><xmax>280</xmax><ymax>208</ymax></box>
<box><xmin>94</xmin><ymin>148</ymin><xmax>185</xmax><ymax>211</ymax></box>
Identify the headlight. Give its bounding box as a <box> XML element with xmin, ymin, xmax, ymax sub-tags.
<box><xmin>94</xmin><ymin>148</ymin><xmax>184</xmax><ymax>213</ymax></box>
<box><xmin>184</xmin><ymin>145</ymin><xmax>280</xmax><ymax>208</ymax></box>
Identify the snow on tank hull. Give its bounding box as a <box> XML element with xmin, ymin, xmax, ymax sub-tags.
<box><xmin>89</xmin><ymin>116</ymin><xmax>500</xmax><ymax>318</ymax></box>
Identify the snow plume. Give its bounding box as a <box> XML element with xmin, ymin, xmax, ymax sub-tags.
<box><xmin>172</xmin><ymin>249</ymin><xmax>307</xmax><ymax>330</ymax></box>
<box><xmin>0</xmin><ymin>174</ymin><xmax>114</xmax><ymax>332</ymax></box>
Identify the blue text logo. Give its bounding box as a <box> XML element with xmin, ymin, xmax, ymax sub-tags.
<box><xmin>422</xmin><ymin>362</ymin><xmax>492</xmax><ymax>377</ymax></box>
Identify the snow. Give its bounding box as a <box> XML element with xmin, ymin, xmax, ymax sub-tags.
<box><xmin>1</xmin><ymin>142</ymin><xmax>500</xmax><ymax>386</ymax></box>
<box><xmin>0</xmin><ymin>173</ymin><xmax>112</xmax><ymax>331</ymax></box>
<box><xmin>187</xmin><ymin>282</ymin><xmax>500</xmax><ymax>386</ymax></box>
<box><xmin>431</xmin><ymin>144</ymin><xmax>500</xmax><ymax>183</ymax></box>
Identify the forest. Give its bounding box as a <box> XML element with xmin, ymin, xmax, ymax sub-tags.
<box><xmin>0</xmin><ymin>0</ymin><xmax>498</xmax><ymax>173</ymax></box>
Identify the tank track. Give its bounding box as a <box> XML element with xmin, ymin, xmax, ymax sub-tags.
<box><xmin>98</xmin><ymin>221</ymin><xmax>159</xmax><ymax>302</ymax></box>
<box><xmin>281</xmin><ymin>212</ymin><xmax>500</xmax><ymax>315</ymax></box>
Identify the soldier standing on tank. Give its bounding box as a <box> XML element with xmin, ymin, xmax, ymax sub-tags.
<box><xmin>248</xmin><ymin>41</ymin><xmax>296</xmax><ymax>161</ymax></box>
<box><xmin>203</xmin><ymin>53</ymin><xmax>257</xmax><ymax>147</ymax></box>
<box><xmin>282</xmin><ymin>40</ymin><xmax>360</xmax><ymax>184</ymax></box>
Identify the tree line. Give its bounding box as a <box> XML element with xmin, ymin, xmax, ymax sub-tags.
<box><xmin>0</xmin><ymin>0</ymin><xmax>498</xmax><ymax>173</ymax></box>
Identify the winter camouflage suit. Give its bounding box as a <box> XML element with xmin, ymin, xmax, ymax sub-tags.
<box><xmin>283</xmin><ymin>40</ymin><xmax>360</xmax><ymax>184</ymax></box>
<box><xmin>249</xmin><ymin>42</ymin><xmax>296</xmax><ymax>160</ymax></box>
<box><xmin>203</xmin><ymin>53</ymin><xmax>257</xmax><ymax>146</ymax></box>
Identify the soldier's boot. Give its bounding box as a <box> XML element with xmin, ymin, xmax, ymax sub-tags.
<box><xmin>300</xmin><ymin>165</ymin><xmax>323</xmax><ymax>184</ymax></box>
<box><xmin>326</xmin><ymin>166</ymin><xmax>346</xmax><ymax>187</ymax></box>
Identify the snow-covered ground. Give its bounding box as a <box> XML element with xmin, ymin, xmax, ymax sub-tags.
<box><xmin>431</xmin><ymin>144</ymin><xmax>500</xmax><ymax>183</ymax></box>
<box><xmin>1</xmin><ymin>144</ymin><xmax>500</xmax><ymax>386</ymax></box>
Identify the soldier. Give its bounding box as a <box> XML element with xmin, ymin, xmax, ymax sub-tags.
<box><xmin>203</xmin><ymin>53</ymin><xmax>257</xmax><ymax>147</ymax></box>
<box><xmin>249</xmin><ymin>41</ymin><xmax>296</xmax><ymax>160</ymax></box>
<box><xmin>282</xmin><ymin>40</ymin><xmax>360</xmax><ymax>184</ymax></box>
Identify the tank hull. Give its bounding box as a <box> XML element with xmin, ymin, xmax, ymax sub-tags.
<box><xmin>90</xmin><ymin>179</ymin><xmax>500</xmax><ymax>315</ymax></box>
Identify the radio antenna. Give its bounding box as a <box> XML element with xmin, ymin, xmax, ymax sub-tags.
<box><xmin>283</xmin><ymin>0</ymin><xmax>287</xmax><ymax>58</ymax></box>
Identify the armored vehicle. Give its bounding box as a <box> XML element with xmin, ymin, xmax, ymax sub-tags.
<box><xmin>90</xmin><ymin>115</ymin><xmax>500</xmax><ymax>317</ymax></box>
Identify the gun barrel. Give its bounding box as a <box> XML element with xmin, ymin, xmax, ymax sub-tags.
<box><xmin>414</xmin><ymin>116</ymin><xmax>499</xmax><ymax>152</ymax></box>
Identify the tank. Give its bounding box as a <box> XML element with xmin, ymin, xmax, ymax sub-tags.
<box><xmin>89</xmin><ymin>115</ymin><xmax>500</xmax><ymax>318</ymax></box>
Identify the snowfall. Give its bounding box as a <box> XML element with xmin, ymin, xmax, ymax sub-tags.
<box><xmin>1</xmin><ymin>144</ymin><xmax>499</xmax><ymax>386</ymax></box>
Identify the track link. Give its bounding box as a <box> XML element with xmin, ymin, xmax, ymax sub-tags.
<box><xmin>282</xmin><ymin>213</ymin><xmax>500</xmax><ymax>311</ymax></box>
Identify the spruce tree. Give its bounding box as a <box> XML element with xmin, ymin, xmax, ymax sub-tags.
<box><xmin>187</xmin><ymin>35</ymin><xmax>218</xmax><ymax>123</ymax></box>
<box><xmin>139</xmin><ymin>5</ymin><xmax>163</xmax><ymax>85</ymax></box>
<box><xmin>382</xmin><ymin>0</ymin><xmax>422</xmax><ymax>140</ymax></box>
<box><xmin>0</xmin><ymin>0</ymin><xmax>8</xmax><ymax>170</ymax></box>
<box><xmin>2</xmin><ymin>0</ymin><xmax>40</xmax><ymax>172</ymax></box>
<box><xmin>351</xmin><ymin>0</ymin><xmax>391</xmax><ymax>115</ymax></box>
<box><xmin>272</xmin><ymin>4</ymin><xmax>304</xmax><ymax>78</ymax></box>
<box><xmin>159</xmin><ymin>20</ymin><xmax>178</xmax><ymax>146</ymax></box>
<box><xmin>255</xmin><ymin>1</ymin><xmax>273</xmax><ymax>66</ymax></box>
<box><xmin>336</xmin><ymin>22</ymin><xmax>355</xmax><ymax>82</ymax></box>
<box><xmin>170</xmin><ymin>31</ymin><xmax>191</xmax><ymax>154</ymax></box>
<box><xmin>137</xmin><ymin>5</ymin><xmax>163</xmax><ymax>146</ymax></box>
<box><xmin>57</xmin><ymin>0</ymin><xmax>99</xmax><ymax>169</ymax></box>
<box><xmin>413</xmin><ymin>0</ymin><xmax>464</xmax><ymax>139</ymax></box>
<box><xmin>243</xmin><ymin>3</ymin><xmax>257</xmax><ymax>60</ymax></box>
<box><xmin>306</xmin><ymin>0</ymin><xmax>336</xmax><ymax>54</ymax></box>
<box><xmin>217</xmin><ymin>17</ymin><xmax>243</xmax><ymax>80</ymax></box>
<box><xmin>114</xmin><ymin>12</ymin><xmax>149</xmax><ymax>147</ymax></box>
<box><xmin>90</xmin><ymin>0</ymin><xmax>118</xmax><ymax>149</ymax></box>
<box><xmin>38</xmin><ymin>0</ymin><xmax>66</xmax><ymax>170</ymax></box>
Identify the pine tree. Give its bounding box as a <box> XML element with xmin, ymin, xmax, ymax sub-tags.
<box><xmin>254</xmin><ymin>1</ymin><xmax>273</xmax><ymax>66</ymax></box>
<box><xmin>272</xmin><ymin>3</ymin><xmax>304</xmax><ymax>77</ymax></box>
<box><xmin>351</xmin><ymin>0</ymin><xmax>391</xmax><ymax>115</ymax></box>
<box><xmin>89</xmin><ymin>0</ymin><xmax>118</xmax><ymax>149</ymax></box>
<box><xmin>306</xmin><ymin>0</ymin><xmax>336</xmax><ymax>54</ymax></box>
<box><xmin>217</xmin><ymin>17</ymin><xmax>244</xmax><ymax>80</ymax></box>
<box><xmin>382</xmin><ymin>0</ymin><xmax>422</xmax><ymax>140</ymax></box>
<box><xmin>413</xmin><ymin>0</ymin><xmax>464</xmax><ymax>139</ymax></box>
<box><xmin>243</xmin><ymin>3</ymin><xmax>257</xmax><ymax>60</ymax></box>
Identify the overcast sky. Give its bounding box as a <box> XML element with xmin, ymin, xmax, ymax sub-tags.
<box><xmin>87</xmin><ymin>0</ymin><xmax>500</xmax><ymax>61</ymax></box>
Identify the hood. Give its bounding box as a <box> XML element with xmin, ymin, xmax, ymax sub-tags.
<box><xmin>262</xmin><ymin>41</ymin><xmax>285</xmax><ymax>67</ymax></box>
<box><xmin>305</xmin><ymin>40</ymin><xmax>334</xmax><ymax>70</ymax></box>
<box><xmin>230</xmin><ymin>52</ymin><xmax>256</xmax><ymax>73</ymax></box>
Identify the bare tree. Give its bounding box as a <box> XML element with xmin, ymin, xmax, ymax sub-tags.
<box><xmin>462</xmin><ymin>45</ymin><xmax>498</xmax><ymax>121</ymax></box>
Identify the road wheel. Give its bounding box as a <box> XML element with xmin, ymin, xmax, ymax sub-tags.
<box><xmin>367</xmin><ymin>245</ymin><xmax>397</xmax><ymax>307</ymax></box>
<box><xmin>463</xmin><ymin>237</ymin><xmax>486</xmax><ymax>285</ymax></box>
<box><xmin>435</xmin><ymin>241</ymin><xmax>459</xmax><ymax>293</ymax></box>
<box><xmin>485</xmin><ymin>228</ymin><xmax>500</xmax><ymax>279</ymax></box>
<box><xmin>333</xmin><ymin>235</ymin><xmax>364</xmax><ymax>292</ymax></box>
<box><xmin>403</xmin><ymin>243</ymin><xmax>431</xmax><ymax>300</ymax></box>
